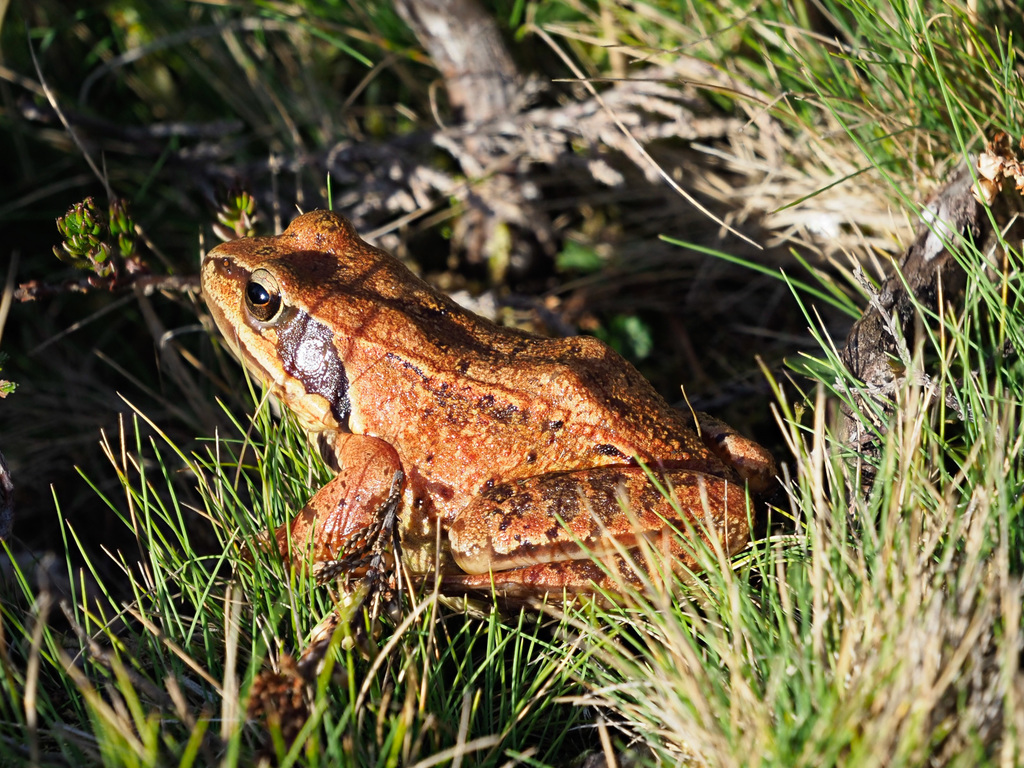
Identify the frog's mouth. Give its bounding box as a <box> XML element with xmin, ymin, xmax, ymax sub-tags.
<box><xmin>239</xmin><ymin>340</ymin><xmax>352</xmax><ymax>436</ymax></box>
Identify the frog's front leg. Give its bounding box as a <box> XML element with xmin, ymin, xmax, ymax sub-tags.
<box><xmin>446</xmin><ymin>466</ymin><xmax>751</xmax><ymax>593</ymax></box>
<box><xmin>275</xmin><ymin>432</ymin><xmax>404</xmax><ymax>568</ymax></box>
<box><xmin>249</xmin><ymin>435</ymin><xmax>404</xmax><ymax>733</ymax></box>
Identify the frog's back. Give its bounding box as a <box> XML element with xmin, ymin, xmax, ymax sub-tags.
<box><xmin>485</xmin><ymin>331</ymin><xmax>709</xmax><ymax>460</ymax></box>
<box><xmin>367</xmin><ymin>306</ymin><xmax>712</xmax><ymax>468</ymax></box>
<box><xmin>268</xmin><ymin>210</ymin><xmax>713</xmax><ymax>468</ymax></box>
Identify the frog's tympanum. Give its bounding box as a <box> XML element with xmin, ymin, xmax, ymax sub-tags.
<box><xmin>202</xmin><ymin>210</ymin><xmax>776</xmax><ymax>601</ymax></box>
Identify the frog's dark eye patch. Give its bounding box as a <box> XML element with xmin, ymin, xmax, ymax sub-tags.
<box><xmin>276</xmin><ymin>308</ymin><xmax>351</xmax><ymax>427</ymax></box>
<box><xmin>245</xmin><ymin>268</ymin><xmax>283</xmax><ymax>323</ymax></box>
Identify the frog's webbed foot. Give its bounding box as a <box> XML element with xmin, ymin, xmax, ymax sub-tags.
<box><xmin>246</xmin><ymin>654</ymin><xmax>310</xmax><ymax>751</ymax></box>
<box><xmin>247</xmin><ymin>610</ymin><xmax>370</xmax><ymax>752</ymax></box>
<box><xmin>311</xmin><ymin>469</ymin><xmax>405</xmax><ymax>620</ymax></box>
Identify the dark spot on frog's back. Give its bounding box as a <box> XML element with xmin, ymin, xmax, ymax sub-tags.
<box><xmin>386</xmin><ymin>352</ymin><xmax>426</xmax><ymax>380</ymax></box>
<box><xmin>492</xmin><ymin>403</ymin><xmax>520</xmax><ymax>423</ymax></box>
<box><xmin>594</xmin><ymin>444</ymin><xmax>627</xmax><ymax>459</ymax></box>
<box><xmin>472</xmin><ymin>394</ymin><xmax>523</xmax><ymax>425</ymax></box>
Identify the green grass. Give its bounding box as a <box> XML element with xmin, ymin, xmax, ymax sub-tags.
<box><xmin>3</xmin><ymin>395</ymin><xmax>595</xmax><ymax>765</ymax></box>
<box><xmin>3</xmin><ymin>0</ymin><xmax>1024</xmax><ymax>765</ymax></box>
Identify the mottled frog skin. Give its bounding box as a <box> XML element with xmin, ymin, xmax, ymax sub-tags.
<box><xmin>201</xmin><ymin>210</ymin><xmax>775</xmax><ymax>599</ymax></box>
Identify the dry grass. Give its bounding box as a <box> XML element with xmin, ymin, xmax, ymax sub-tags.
<box><xmin>570</xmin><ymin>374</ymin><xmax>1024</xmax><ymax>765</ymax></box>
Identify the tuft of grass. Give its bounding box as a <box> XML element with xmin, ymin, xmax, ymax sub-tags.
<box><xmin>564</xmin><ymin>136</ymin><xmax>1024</xmax><ymax>768</ymax></box>
<box><xmin>547</xmin><ymin>9</ymin><xmax>1024</xmax><ymax>761</ymax></box>
<box><xmin>570</xmin><ymin>371</ymin><xmax>1024</xmax><ymax>764</ymax></box>
<box><xmin>1</xmin><ymin>384</ymin><xmax>593</xmax><ymax>765</ymax></box>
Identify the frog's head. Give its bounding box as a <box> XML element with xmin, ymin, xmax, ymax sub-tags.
<box><xmin>201</xmin><ymin>210</ymin><xmax>384</xmax><ymax>433</ymax></box>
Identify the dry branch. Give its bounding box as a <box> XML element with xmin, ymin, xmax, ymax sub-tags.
<box><xmin>839</xmin><ymin>158</ymin><xmax>1024</xmax><ymax>464</ymax></box>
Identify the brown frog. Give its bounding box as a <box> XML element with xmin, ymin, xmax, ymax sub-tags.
<box><xmin>201</xmin><ymin>210</ymin><xmax>775</xmax><ymax>600</ymax></box>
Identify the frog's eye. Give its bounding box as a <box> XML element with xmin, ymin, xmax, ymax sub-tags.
<box><xmin>245</xmin><ymin>269</ymin><xmax>283</xmax><ymax>323</ymax></box>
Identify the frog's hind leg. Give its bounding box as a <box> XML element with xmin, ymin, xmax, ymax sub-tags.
<box><xmin>447</xmin><ymin>465</ymin><xmax>752</xmax><ymax>597</ymax></box>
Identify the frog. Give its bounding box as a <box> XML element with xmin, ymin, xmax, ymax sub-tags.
<box><xmin>201</xmin><ymin>210</ymin><xmax>776</xmax><ymax>602</ymax></box>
